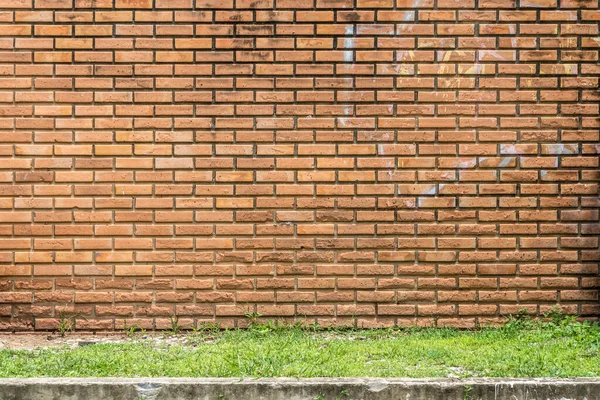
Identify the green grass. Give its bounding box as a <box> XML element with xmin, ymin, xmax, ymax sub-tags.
<box><xmin>1</xmin><ymin>315</ymin><xmax>599</xmax><ymax>378</ymax></box>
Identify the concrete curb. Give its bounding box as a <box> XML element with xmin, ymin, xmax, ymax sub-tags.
<box><xmin>0</xmin><ymin>378</ymin><xmax>599</xmax><ymax>399</ymax></box>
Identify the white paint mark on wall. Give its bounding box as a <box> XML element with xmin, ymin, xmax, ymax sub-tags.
<box><xmin>343</xmin><ymin>25</ymin><xmax>354</xmax><ymax>62</ymax></box>
<box><xmin>425</xmin><ymin>186</ymin><xmax>437</xmax><ymax>195</ymax></box>
<box><xmin>498</xmin><ymin>157</ymin><xmax>513</xmax><ymax>168</ymax></box>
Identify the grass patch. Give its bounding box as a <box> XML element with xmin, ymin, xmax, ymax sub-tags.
<box><xmin>1</xmin><ymin>315</ymin><xmax>599</xmax><ymax>378</ymax></box>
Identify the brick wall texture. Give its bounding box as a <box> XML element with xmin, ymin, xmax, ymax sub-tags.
<box><xmin>0</xmin><ymin>0</ymin><xmax>599</xmax><ymax>331</ymax></box>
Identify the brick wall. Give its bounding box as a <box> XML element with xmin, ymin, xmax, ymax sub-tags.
<box><xmin>0</xmin><ymin>0</ymin><xmax>598</xmax><ymax>331</ymax></box>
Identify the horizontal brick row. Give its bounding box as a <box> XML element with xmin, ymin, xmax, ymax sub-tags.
<box><xmin>0</xmin><ymin>0</ymin><xmax>598</xmax><ymax>331</ymax></box>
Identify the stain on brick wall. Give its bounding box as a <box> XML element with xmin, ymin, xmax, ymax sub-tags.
<box><xmin>0</xmin><ymin>0</ymin><xmax>599</xmax><ymax>331</ymax></box>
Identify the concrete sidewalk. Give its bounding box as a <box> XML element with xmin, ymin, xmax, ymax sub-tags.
<box><xmin>0</xmin><ymin>378</ymin><xmax>599</xmax><ymax>399</ymax></box>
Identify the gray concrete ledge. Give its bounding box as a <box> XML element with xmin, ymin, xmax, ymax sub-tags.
<box><xmin>1</xmin><ymin>378</ymin><xmax>600</xmax><ymax>400</ymax></box>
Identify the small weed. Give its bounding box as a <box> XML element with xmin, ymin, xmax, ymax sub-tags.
<box><xmin>169</xmin><ymin>315</ymin><xmax>181</xmax><ymax>335</ymax></box>
<box><xmin>463</xmin><ymin>385</ymin><xmax>472</xmax><ymax>400</ymax></box>
<box><xmin>264</xmin><ymin>319</ymin><xmax>286</xmax><ymax>332</ymax></box>
<box><xmin>244</xmin><ymin>312</ymin><xmax>262</xmax><ymax>326</ymax></box>
<box><xmin>56</xmin><ymin>310</ymin><xmax>84</xmax><ymax>337</ymax></box>
<box><xmin>544</xmin><ymin>305</ymin><xmax>577</xmax><ymax>326</ymax></box>
<box><xmin>313</xmin><ymin>394</ymin><xmax>325</xmax><ymax>400</ymax></box>
<box><xmin>124</xmin><ymin>323</ymin><xmax>145</xmax><ymax>338</ymax></box>
<box><xmin>57</xmin><ymin>317</ymin><xmax>72</xmax><ymax>337</ymax></box>
<box><xmin>307</xmin><ymin>322</ymin><xmax>321</xmax><ymax>332</ymax></box>
<box><xmin>193</xmin><ymin>322</ymin><xmax>221</xmax><ymax>335</ymax></box>
<box><xmin>504</xmin><ymin>308</ymin><xmax>533</xmax><ymax>330</ymax></box>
